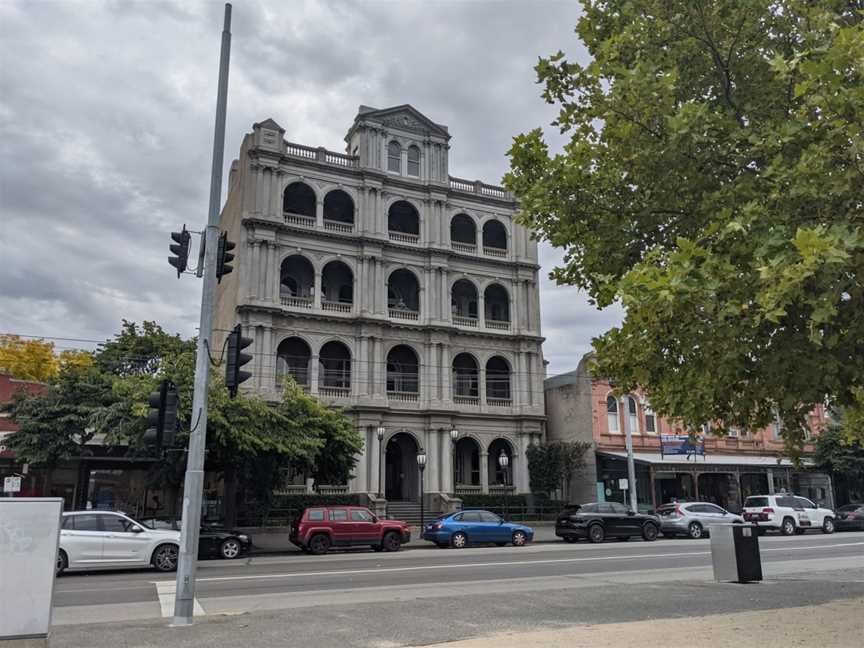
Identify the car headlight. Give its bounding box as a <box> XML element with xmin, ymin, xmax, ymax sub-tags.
<box><xmin>237</xmin><ymin>534</ymin><xmax>249</xmax><ymax>541</ymax></box>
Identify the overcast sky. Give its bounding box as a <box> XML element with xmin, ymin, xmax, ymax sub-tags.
<box><xmin>0</xmin><ymin>0</ymin><xmax>622</xmax><ymax>378</ymax></box>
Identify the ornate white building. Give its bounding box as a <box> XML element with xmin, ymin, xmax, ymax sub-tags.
<box><xmin>214</xmin><ymin>105</ymin><xmax>545</xmax><ymax>511</ymax></box>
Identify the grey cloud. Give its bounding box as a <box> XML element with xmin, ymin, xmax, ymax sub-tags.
<box><xmin>0</xmin><ymin>0</ymin><xmax>612</xmax><ymax>371</ymax></box>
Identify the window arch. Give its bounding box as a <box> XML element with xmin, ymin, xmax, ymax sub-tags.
<box><xmin>321</xmin><ymin>260</ymin><xmax>353</xmax><ymax>306</ymax></box>
<box><xmin>387</xmin><ymin>345</ymin><xmax>419</xmax><ymax>395</ymax></box>
<box><xmin>283</xmin><ymin>182</ymin><xmax>316</xmax><ymax>217</ymax></box>
<box><xmin>387</xmin><ymin>200</ymin><xmax>420</xmax><ymax>236</ymax></box>
<box><xmin>450</xmin><ymin>214</ymin><xmax>476</xmax><ymax>247</ymax></box>
<box><xmin>319</xmin><ymin>341</ymin><xmax>351</xmax><ymax>392</ymax></box>
<box><xmin>323</xmin><ymin>189</ymin><xmax>354</xmax><ymax>224</ymax></box>
<box><xmin>627</xmin><ymin>395</ymin><xmax>640</xmax><ymax>434</ymax></box>
<box><xmin>276</xmin><ymin>337</ymin><xmax>311</xmax><ymax>389</ymax></box>
<box><xmin>387</xmin><ymin>141</ymin><xmax>401</xmax><ymax>173</ymax></box>
<box><xmin>607</xmin><ymin>395</ymin><xmax>620</xmax><ymax>433</ymax></box>
<box><xmin>486</xmin><ymin>356</ymin><xmax>511</xmax><ymax>402</ymax></box>
<box><xmin>482</xmin><ymin>219</ymin><xmax>507</xmax><ymax>252</ymax></box>
<box><xmin>644</xmin><ymin>401</ymin><xmax>657</xmax><ymax>434</ymax></box>
<box><xmin>280</xmin><ymin>255</ymin><xmax>315</xmax><ymax>303</ymax></box>
<box><xmin>452</xmin><ymin>353</ymin><xmax>479</xmax><ymax>400</ymax></box>
<box><xmin>451</xmin><ymin>279</ymin><xmax>478</xmax><ymax>320</ymax></box>
<box><xmin>484</xmin><ymin>283</ymin><xmax>510</xmax><ymax>323</ymax></box>
<box><xmin>387</xmin><ymin>269</ymin><xmax>420</xmax><ymax>313</ymax></box>
<box><xmin>407</xmin><ymin>145</ymin><xmax>420</xmax><ymax>176</ymax></box>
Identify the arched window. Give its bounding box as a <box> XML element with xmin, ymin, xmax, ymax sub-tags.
<box><xmin>319</xmin><ymin>341</ymin><xmax>351</xmax><ymax>392</ymax></box>
<box><xmin>452</xmin><ymin>353</ymin><xmax>479</xmax><ymax>400</ymax></box>
<box><xmin>607</xmin><ymin>395</ymin><xmax>620</xmax><ymax>433</ymax></box>
<box><xmin>627</xmin><ymin>396</ymin><xmax>640</xmax><ymax>434</ymax></box>
<box><xmin>280</xmin><ymin>255</ymin><xmax>315</xmax><ymax>304</ymax></box>
<box><xmin>484</xmin><ymin>283</ymin><xmax>510</xmax><ymax>323</ymax></box>
<box><xmin>482</xmin><ymin>219</ymin><xmax>507</xmax><ymax>253</ymax></box>
<box><xmin>487</xmin><ymin>438</ymin><xmax>514</xmax><ymax>487</ymax></box>
<box><xmin>486</xmin><ymin>356</ymin><xmax>511</xmax><ymax>403</ymax></box>
<box><xmin>451</xmin><ymin>279</ymin><xmax>478</xmax><ymax>321</ymax></box>
<box><xmin>321</xmin><ymin>261</ymin><xmax>353</xmax><ymax>307</ymax></box>
<box><xmin>387</xmin><ymin>345</ymin><xmax>419</xmax><ymax>395</ymax></box>
<box><xmin>387</xmin><ymin>141</ymin><xmax>401</xmax><ymax>173</ymax></box>
<box><xmin>387</xmin><ymin>200</ymin><xmax>420</xmax><ymax>238</ymax></box>
<box><xmin>407</xmin><ymin>145</ymin><xmax>420</xmax><ymax>176</ymax></box>
<box><xmin>276</xmin><ymin>338</ymin><xmax>311</xmax><ymax>389</ymax></box>
<box><xmin>644</xmin><ymin>402</ymin><xmax>656</xmax><ymax>434</ymax></box>
<box><xmin>454</xmin><ymin>437</ymin><xmax>480</xmax><ymax>486</ymax></box>
<box><xmin>283</xmin><ymin>182</ymin><xmax>316</xmax><ymax>218</ymax></box>
<box><xmin>450</xmin><ymin>214</ymin><xmax>476</xmax><ymax>247</ymax></box>
<box><xmin>323</xmin><ymin>190</ymin><xmax>354</xmax><ymax>224</ymax></box>
<box><xmin>387</xmin><ymin>269</ymin><xmax>420</xmax><ymax>315</ymax></box>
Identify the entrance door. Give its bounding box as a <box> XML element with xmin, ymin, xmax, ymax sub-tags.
<box><xmin>385</xmin><ymin>441</ymin><xmax>403</xmax><ymax>500</ymax></box>
<box><xmin>385</xmin><ymin>433</ymin><xmax>419</xmax><ymax>501</ymax></box>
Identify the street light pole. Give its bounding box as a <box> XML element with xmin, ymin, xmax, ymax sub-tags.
<box><xmin>416</xmin><ymin>448</ymin><xmax>427</xmax><ymax>530</ymax></box>
<box><xmin>173</xmin><ymin>2</ymin><xmax>232</xmax><ymax>627</ymax></box>
<box><xmin>449</xmin><ymin>426</ymin><xmax>459</xmax><ymax>494</ymax></box>
<box><xmin>624</xmin><ymin>401</ymin><xmax>638</xmax><ymax>512</ymax></box>
<box><xmin>498</xmin><ymin>450</ymin><xmax>509</xmax><ymax>520</ymax></box>
<box><xmin>376</xmin><ymin>425</ymin><xmax>385</xmax><ymax>499</ymax></box>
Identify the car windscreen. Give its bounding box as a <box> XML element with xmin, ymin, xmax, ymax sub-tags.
<box><xmin>838</xmin><ymin>504</ymin><xmax>862</xmax><ymax>512</ymax></box>
<box><xmin>744</xmin><ymin>497</ymin><xmax>769</xmax><ymax>508</ymax></box>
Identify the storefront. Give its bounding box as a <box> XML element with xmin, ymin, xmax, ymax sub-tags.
<box><xmin>596</xmin><ymin>451</ymin><xmax>833</xmax><ymax>513</ymax></box>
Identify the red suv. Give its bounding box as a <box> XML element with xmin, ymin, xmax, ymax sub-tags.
<box><xmin>290</xmin><ymin>506</ymin><xmax>411</xmax><ymax>554</ymax></box>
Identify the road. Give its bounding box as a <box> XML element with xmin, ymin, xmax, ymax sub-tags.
<box><xmin>52</xmin><ymin>531</ymin><xmax>864</xmax><ymax>637</ymax></box>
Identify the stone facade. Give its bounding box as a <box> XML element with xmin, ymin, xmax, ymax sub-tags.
<box><xmin>214</xmin><ymin>105</ymin><xmax>545</xmax><ymax>503</ymax></box>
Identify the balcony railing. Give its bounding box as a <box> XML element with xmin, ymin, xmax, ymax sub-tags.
<box><xmin>322</xmin><ymin>300</ymin><xmax>352</xmax><ymax>313</ymax></box>
<box><xmin>319</xmin><ymin>386</ymin><xmax>350</xmax><ymax>398</ymax></box>
<box><xmin>389</xmin><ymin>308</ymin><xmax>419</xmax><ymax>321</ymax></box>
<box><xmin>487</xmin><ymin>397</ymin><xmax>512</xmax><ymax>407</ymax></box>
<box><xmin>483</xmin><ymin>245</ymin><xmax>508</xmax><ymax>258</ymax></box>
<box><xmin>454</xmin><ymin>395</ymin><xmax>479</xmax><ymax>406</ymax></box>
<box><xmin>452</xmin><ymin>241</ymin><xmax>477</xmax><ymax>254</ymax></box>
<box><xmin>284</xmin><ymin>212</ymin><xmax>315</xmax><ymax>228</ymax></box>
<box><xmin>488</xmin><ymin>484</ymin><xmax>516</xmax><ymax>494</ymax></box>
<box><xmin>387</xmin><ymin>390</ymin><xmax>419</xmax><ymax>403</ymax></box>
<box><xmin>453</xmin><ymin>315</ymin><xmax>479</xmax><ymax>328</ymax></box>
<box><xmin>454</xmin><ymin>484</ymin><xmax>482</xmax><ymax>496</ymax></box>
<box><xmin>315</xmin><ymin>484</ymin><xmax>349</xmax><ymax>495</ymax></box>
<box><xmin>449</xmin><ymin>176</ymin><xmax>512</xmax><ymax>200</ymax></box>
<box><xmin>285</xmin><ymin>141</ymin><xmax>358</xmax><ymax>168</ymax></box>
<box><xmin>486</xmin><ymin>319</ymin><xmax>511</xmax><ymax>330</ymax></box>
<box><xmin>388</xmin><ymin>231</ymin><xmax>420</xmax><ymax>244</ymax></box>
<box><xmin>281</xmin><ymin>295</ymin><xmax>313</xmax><ymax>309</ymax></box>
<box><xmin>323</xmin><ymin>219</ymin><xmax>354</xmax><ymax>233</ymax></box>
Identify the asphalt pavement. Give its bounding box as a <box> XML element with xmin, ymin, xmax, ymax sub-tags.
<box><xmin>48</xmin><ymin>530</ymin><xmax>864</xmax><ymax>646</ymax></box>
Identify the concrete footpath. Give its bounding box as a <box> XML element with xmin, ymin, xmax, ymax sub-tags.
<box><xmin>409</xmin><ymin>597</ymin><xmax>864</xmax><ymax>647</ymax></box>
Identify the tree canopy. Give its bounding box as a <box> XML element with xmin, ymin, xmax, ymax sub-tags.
<box><xmin>0</xmin><ymin>334</ymin><xmax>93</xmax><ymax>382</ymax></box>
<box><xmin>506</xmin><ymin>0</ymin><xmax>864</xmax><ymax>447</ymax></box>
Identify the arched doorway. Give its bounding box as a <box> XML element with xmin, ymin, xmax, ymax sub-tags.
<box><xmin>487</xmin><ymin>438</ymin><xmax>514</xmax><ymax>488</ymax></box>
<box><xmin>385</xmin><ymin>432</ymin><xmax>419</xmax><ymax>501</ymax></box>
<box><xmin>454</xmin><ymin>437</ymin><xmax>480</xmax><ymax>487</ymax></box>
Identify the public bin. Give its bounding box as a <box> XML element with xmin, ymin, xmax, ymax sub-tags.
<box><xmin>709</xmin><ymin>523</ymin><xmax>762</xmax><ymax>583</ymax></box>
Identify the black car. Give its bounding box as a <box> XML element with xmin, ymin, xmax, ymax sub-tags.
<box><xmin>835</xmin><ymin>503</ymin><xmax>864</xmax><ymax>531</ymax></box>
<box><xmin>555</xmin><ymin>502</ymin><xmax>660</xmax><ymax>543</ymax></box>
<box><xmin>140</xmin><ymin>518</ymin><xmax>252</xmax><ymax>559</ymax></box>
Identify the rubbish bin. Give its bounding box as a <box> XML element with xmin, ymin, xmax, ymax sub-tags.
<box><xmin>709</xmin><ymin>523</ymin><xmax>762</xmax><ymax>583</ymax></box>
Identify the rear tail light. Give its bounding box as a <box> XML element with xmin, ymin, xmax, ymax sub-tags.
<box><xmin>431</xmin><ymin>523</ymin><xmax>443</xmax><ymax>530</ymax></box>
<box><xmin>762</xmin><ymin>508</ymin><xmax>774</xmax><ymax>514</ymax></box>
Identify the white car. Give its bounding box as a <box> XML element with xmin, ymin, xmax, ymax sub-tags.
<box><xmin>743</xmin><ymin>494</ymin><xmax>835</xmax><ymax>535</ymax></box>
<box><xmin>57</xmin><ymin>510</ymin><xmax>181</xmax><ymax>575</ymax></box>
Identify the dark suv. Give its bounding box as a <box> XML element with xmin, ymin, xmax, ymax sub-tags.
<box><xmin>290</xmin><ymin>506</ymin><xmax>411</xmax><ymax>554</ymax></box>
<box><xmin>555</xmin><ymin>502</ymin><xmax>660</xmax><ymax>543</ymax></box>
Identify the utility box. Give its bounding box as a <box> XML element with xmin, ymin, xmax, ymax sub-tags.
<box><xmin>710</xmin><ymin>523</ymin><xmax>763</xmax><ymax>583</ymax></box>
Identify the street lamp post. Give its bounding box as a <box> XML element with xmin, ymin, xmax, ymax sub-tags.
<box><xmin>416</xmin><ymin>448</ymin><xmax>427</xmax><ymax>530</ymax></box>
<box><xmin>498</xmin><ymin>450</ymin><xmax>509</xmax><ymax>520</ymax></box>
<box><xmin>449</xmin><ymin>426</ymin><xmax>459</xmax><ymax>494</ymax></box>
<box><xmin>376</xmin><ymin>425</ymin><xmax>385</xmax><ymax>499</ymax></box>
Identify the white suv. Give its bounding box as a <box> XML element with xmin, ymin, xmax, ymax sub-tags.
<box><xmin>58</xmin><ymin>510</ymin><xmax>181</xmax><ymax>575</ymax></box>
<box><xmin>743</xmin><ymin>494</ymin><xmax>835</xmax><ymax>535</ymax></box>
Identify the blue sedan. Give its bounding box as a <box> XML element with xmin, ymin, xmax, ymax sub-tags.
<box><xmin>422</xmin><ymin>510</ymin><xmax>534</xmax><ymax>548</ymax></box>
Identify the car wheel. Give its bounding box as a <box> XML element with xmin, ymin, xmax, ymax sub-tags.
<box><xmin>220</xmin><ymin>538</ymin><xmax>242</xmax><ymax>559</ymax></box>
<box><xmin>688</xmin><ymin>522</ymin><xmax>703</xmax><ymax>540</ymax></box>
<box><xmin>822</xmin><ymin>517</ymin><xmax>835</xmax><ymax>534</ymax></box>
<box><xmin>781</xmin><ymin>517</ymin><xmax>796</xmax><ymax>536</ymax></box>
<box><xmin>382</xmin><ymin>531</ymin><xmax>402</xmax><ymax>552</ymax></box>
<box><xmin>152</xmin><ymin>544</ymin><xmax>179</xmax><ymax>572</ymax></box>
<box><xmin>451</xmin><ymin>532</ymin><xmax>468</xmax><ymax>549</ymax></box>
<box><xmin>56</xmin><ymin>549</ymin><xmax>68</xmax><ymax>576</ymax></box>
<box><xmin>512</xmin><ymin>530</ymin><xmax>528</xmax><ymax>547</ymax></box>
<box><xmin>588</xmin><ymin>524</ymin><xmax>605</xmax><ymax>543</ymax></box>
<box><xmin>309</xmin><ymin>534</ymin><xmax>331</xmax><ymax>555</ymax></box>
<box><xmin>642</xmin><ymin>523</ymin><xmax>659</xmax><ymax>542</ymax></box>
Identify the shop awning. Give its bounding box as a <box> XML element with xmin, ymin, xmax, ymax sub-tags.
<box><xmin>597</xmin><ymin>450</ymin><xmax>812</xmax><ymax>468</ymax></box>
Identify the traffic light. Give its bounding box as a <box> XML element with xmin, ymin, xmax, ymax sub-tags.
<box><xmin>143</xmin><ymin>380</ymin><xmax>178</xmax><ymax>451</ymax></box>
<box><xmin>216</xmin><ymin>232</ymin><xmax>235</xmax><ymax>283</ymax></box>
<box><xmin>225</xmin><ymin>324</ymin><xmax>253</xmax><ymax>397</ymax></box>
<box><xmin>168</xmin><ymin>226</ymin><xmax>191</xmax><ymax>277</ymax></box>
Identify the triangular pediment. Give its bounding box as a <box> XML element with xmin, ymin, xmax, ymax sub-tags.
<box><xmin>356</xmin><ymin>105</ymin><xmax>449</xmax><ymax>139</ymax></box>
<box><xmin>254</xmin><ymin>118</ymin><xmax>285</xmax><ymax>133</ymax></box>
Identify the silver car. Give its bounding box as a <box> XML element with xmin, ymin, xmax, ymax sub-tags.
<box><xmin>657</xmin><ymin>502</ymin><xmax>744</xmax><ymax>539</ymax></box>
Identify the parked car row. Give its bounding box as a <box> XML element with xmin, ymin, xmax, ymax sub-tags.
<box><xmin>57</xmin><ymin>510</ymin><xmax>251</xmax><ymax>575</ymax></box>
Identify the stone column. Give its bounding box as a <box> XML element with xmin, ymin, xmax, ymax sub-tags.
<box><xmin>261</xmin><ymin>243</ymin><xmax>272</xmax><ymax>301</ymax></box>
<box><xmin>354</xmin><ymin>429</ymin><xmax>368</xmax><ymax>493</ymax></box>
<box><xmin>442</xmin><ymin>431</ymin><xmax>454</xmax><ymax>494</ymax></box>
<box><xmin>442</xmin><ymin>344</ymin><xmax>452</xmax><ymax>403</ymax></box>
<box><xmin>371</xmin><ymin>427</ymin><xmax>383</xmax><ymax>497</ymax></box>
<box><xmin>480</xmin><ymin>452</ymin><xmax>489</xmax><ymax>494</ymax></box>
<box><xmin>310</xmin><ymin>354</ymin><xmax>320</xmax><ymax>395</ymax></box>
<box><xmin>518</xmin><ymin>435</ymin><xmax>531</xmax><ymax>493</ymax></box>
<box><xmin>479</xmin><ymin>366</ymin><xmax>487</xmax><ymax>410</ymax></box>
<box><xmin>315</xmin><ymin>198</ymin><xmax>324</xmax><ymax>228</ymax></box>
<box><xmin>513</xmin><ymin>352</ymin><xmax>524</xmax><ymax>409</ymax></box>
<box><xmin>313</xmin><ymin>271</ymin><xmax>322</xmax><ymax>309</ymax></box>
<box><xmin>478</xmin><ymin>290</ymin><xmax>486</xmax><ymax>328</ymax></box>
<box><xmin>426</xmin><ymin>427</ymin><xmax>439</xmax><ymax>493</ymax></box>
<box><xmin>269</xmin><ymin>170</ymin><xmax>281</xmax><ymax>219</ymax></box>
<box><xmin>249</xmin><ymin>241</ymin><xmax>261</xmax><ymax>299</ymax></box>
<box><xmin>266</xmin><ymin>327</ymin><xmax>277</xmax><ymax>395</ymax></box>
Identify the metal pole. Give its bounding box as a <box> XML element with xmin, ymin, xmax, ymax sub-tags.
<box><xmin>419</xmin><ymin>467</ymin><xmax>425</xmax><ymax>530</ymax></box>
<box><xmin>378</xmin><ymin>440</ymin><xmax>383</xmax><ymax>499</ymax></box>
<box><xmin>624</xmin><ymin>406</ymin><xmax>638</xmax><ymax>512</ymax></box>
<box><xmin>173</xmin><ymin>3</ymin><xmax>232</xmax><ymax>626</ymax></box>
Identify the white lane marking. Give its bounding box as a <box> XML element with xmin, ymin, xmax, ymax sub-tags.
<box><xmin>186</xmin><ymin>540</ymin><xmax>864</xmax><ymax>584</ymax></box>
<box><xmin>153</xmin><ymin>581</ymin><xmax>205</xmax><ymax>618</ymax></box>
